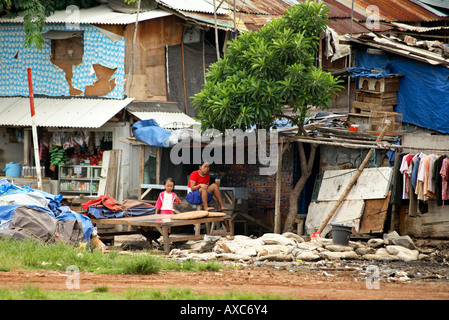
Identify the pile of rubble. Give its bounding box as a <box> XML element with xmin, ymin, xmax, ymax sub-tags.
<box><xmin>169</xmin><ymin>231</ymin><xmax>444</xmax><ymax>263</ymax></box>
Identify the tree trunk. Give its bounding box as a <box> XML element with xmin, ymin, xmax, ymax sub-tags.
<box><xmin>283</xmin><ymin>142</ymin><xmax>317</xmax><ymax>233</ymax></box>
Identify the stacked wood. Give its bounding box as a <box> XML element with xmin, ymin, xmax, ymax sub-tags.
<box><xmin>352</xmin><ymin>76</ymin><xmax>401</xmax><ymax>114</ymax></box>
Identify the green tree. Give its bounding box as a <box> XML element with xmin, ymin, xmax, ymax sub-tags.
<box><xmin>192</xmin><ymin>0</ymin><xmax>343</xmax><ymax>232</ymax></box>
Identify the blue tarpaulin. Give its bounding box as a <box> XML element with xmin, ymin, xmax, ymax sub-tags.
<box><xmin>87</xmin><ymin>206</ymin><xmax>155</xmax><ymax>219</ymax></box>
<box><xmin>132</xmin><ymin>119</ymin><xmax>173</xmax><ymax>148</ymax></box>
<box><xmin>353</xmin><ymin>48</ymin><xmax>449</xmax><ymax>134</ymax></box>
<box><xmin>0</xmin><ymin>179</ymin><xmax>94</xmax><ymax>241</ymax></box>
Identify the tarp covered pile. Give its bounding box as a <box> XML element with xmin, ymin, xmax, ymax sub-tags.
<box><xmin>82</xmin><ymin>196</ymin><xmax>155</xmax><ymax>219</ymax></box>
<box><xmin>0</xmin><ymin>179</ymin><xmax>93</xmax><ymax>244</ymax></box>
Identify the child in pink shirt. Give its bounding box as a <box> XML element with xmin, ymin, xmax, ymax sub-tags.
<box><xmin>155</xmin><ymin>178</ymin><xmax>181</xmax><ymax>214</ymax></box>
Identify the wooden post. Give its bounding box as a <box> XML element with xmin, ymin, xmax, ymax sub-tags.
<box><xmin>156</xmin><ymin>147</ymin><xmax>162</xmax><ymax>184</ymax></box>
<box><xmin>274</xmin><ymin>140</ymin><xmax>283</xmax><ymax>234</ymax></box>
<box><xmin>317</xmin><ymin>121</ymin><xmax>392</xmax><ymax>234</ymax></box>
<box><xmin>138</xmin><ymin>145</ymin><xmax>144</xmax><ymax>199</ymax></box>
<box><xmin>26</xmin><ymin>68</ymin><xmax>42</xmax><ymax>191</ymax></box>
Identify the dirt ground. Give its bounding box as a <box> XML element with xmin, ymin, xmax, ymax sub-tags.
<box><xmin>1</xmin><ymin>260</ymin><xmax>448</xmax><ymax>300</ymax></box>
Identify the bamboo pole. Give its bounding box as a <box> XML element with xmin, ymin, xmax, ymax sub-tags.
<box><xmin>26</xmin><ymin>68</ymin><xmax>42</xmax><ymax>191</ymax></box>
<box><xmin>317</xmin><ymin>120</ymin><xmax>392</xmax><ymax>234</ymax></box>
<box><xmin>274</xmin><ymin>139</ymin><xmax>283</xmax><ymax>234</ymax></box>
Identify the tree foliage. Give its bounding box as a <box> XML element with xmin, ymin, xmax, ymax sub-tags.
<box><xmin>192</xmin><ymin>0</ymin><xmax>343</xmax><ymax>133</ymax></box>
<box><xmin>0</xmin><ymin>0</ymin><xmax>98</xmax><ymax>50</ymax></box>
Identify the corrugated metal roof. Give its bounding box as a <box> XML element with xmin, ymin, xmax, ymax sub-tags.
<box><xmin>156</xmin><ymin>0</ymin><xmax>230</xmax><ymax>14</ymax></box>
<box><xmin>0</xmin><ymin>5</ymin><xmax>171</xmax><ymax>25</ymax></box>
<box><xmin>129</xmin><ymin>110</ymin><xmax>199</xmax><ymax>130</ymax></box>
<box><xmin>335</xmin><ymin>0</ymin><xmax>444</xmax><ymax>22</ymax></box>
<box><xmin>349</xmin><ymin>34</ymin><xmax>449</xmax><ymax>67</ymax></box>
<box><xmin>392</xmin><ymin>21</ymin><xmax>449</xmax><ymax>32</ymax></box>
<box><xmin>0</xmin><ymin>97</ymin><xmax>133</xmax><ymax>128</ymax></box>
<box><xmin>157</xmin><ymin>0</ymin><xmax>446</xmax><ymax>35</ymax></box>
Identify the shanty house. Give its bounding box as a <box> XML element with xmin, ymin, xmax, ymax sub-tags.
<box><xmin>0</xmin><ymin>3</ymin><xmax>200</xmax><ymax>201</ymax></box>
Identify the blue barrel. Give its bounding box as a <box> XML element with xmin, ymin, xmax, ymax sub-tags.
<box><xmin>3</xmin><ymin>162</ymin><xmax>21</xmax><ymax>177</ymax></box>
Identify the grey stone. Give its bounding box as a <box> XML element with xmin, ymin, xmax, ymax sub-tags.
<box><xmin>392</xmin><ymin>235</ymin><xmax>416</xmax><ymax>250</ymax></box>
<box><xmin>295</xmin><ymin>251</ymin><xmax>322</xmax><ymax>261</ymax></box>
<box><xmin>324</xmin><ymin>244</ymin><xmax>354</xmax><ymax>252</ymax></box>
<box><xmin>282</xmin><ymin>232</ymin><xmax>305</xmax><ymax>243</ymax></box>
<box><xmin>367</xmin><ymin>238</ymin><xmax>384</xmax><ymax>248</ymax></box>
<box><xmin>383</xmin><ymin>231</ymin><xmax>400</xmax><ymax>245</ymax></box>
<box><xmin>319</xmin><ymin>251</ymin><xmax>359</xmax><ymax>260</ymax></box>
<box><xmin>259</xmin><ymin>233</ymin><xmax>297</xmax><ymax>246</ymax></box>
<box><xmin>362</xmin><ymin>253</ymin><xmax>400</xmax><ymax>261</ymax></box>
<box><xmin>386</xmin><ymin>245</ymin><xmax>419</xmax><ymax>262</ymax></box>
<box><xmin>256</xmin><ymin>254</ymin><xmax>294</xmax><ymax>262</ymax></box>
<box><xmin>199</xmin><ymin>235</ymin><xmax>222</xmax><ymax>252</ymax></box>
<box><xmin>355</xmin><ymin>247</ymin><xmax>376</xmax><ymax>256</ymax></box>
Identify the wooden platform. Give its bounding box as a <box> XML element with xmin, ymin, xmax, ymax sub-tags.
<box><xmin>91</xmin><ymin>214</ymin><xmax>233</xmax><ymax>253</ymax></box>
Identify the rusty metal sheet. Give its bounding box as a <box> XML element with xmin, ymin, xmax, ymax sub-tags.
<box><xmin>336</xmin><ymin>0</ymin><xmax>442</xmax><ymax>22</ymax></box>
<box><xmin>329</xmin><ymin>18</ymin><xmax>371</xmax><ymax>34</ymax></box>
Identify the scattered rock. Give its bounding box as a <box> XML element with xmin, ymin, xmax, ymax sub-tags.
<box><xmin>199</xmin><ymin>235</ymin><xmax>222</xmax><ymax>253</ymax></box>
<box><xmin>319</xmin><ymin>251</ymin><xmax>359</xmax><ymax>260</ymax></box>
<box><xmin>259</xmin><ymin>233</ymin><xmax>297</xmax><ymax>246</ymax></box>
<box><xmin>282</xmin><ymin>232</ymin><xmax>305</xmax><ymax>243</ymax></box>
<box><xmin>355</xmin><ymin>247</ymin><xmax>375</xmax><ymax>256</ymax></box>
<box><xmin>256</xmin><ymin>254</ymin><xmax>294</xmax><ymax>262</ymax></box>
<box><xmin>167</xmin><ymin>231</ymin><xmax>432</xmax><ymax>264</ymax></box>
<box><xmin>362</xmin><ymin>253</ymin><xmax>400</xmax><ymax>261</ymax></box>
<box><xmin>214</xmin><ymin>240</ymin><xmax>232</xmax><ymax>253</ymax></box>
<box><xmin>383</xmin><ymin>231</ymin><xmax>400</xmax><ymax>245</ymax></box>
<box><xmin>295</xmin><ymin>251</ymin><xmax>322</xmax><ymax>261</ymax></box>
<box><xmin>386</xmin><ymin>245</ymin><xmax>419</xmax><ymax>262</ymax></box>
<box><xmin>392</xmin><ymin>236</ymin><xmax>416</xmax><ymax>250</ymax></box>
<box><xmin>324</xmin><ymin>244</ymin><xmax>354</xmax><ymax>252</ymax></box>
<box><xmin>367</xmin><ymin>238</ymin><xmax>384</xmax><ymax>248</ymax></box>
<box><xmin>258</xmin><ymin>245</ymin><xmax>289</xmax><ymax>257</ymax></box>
<box><xmin>418</xmin><ymin>253</ymin><xmax>430</xmax><ymax>261</ymax></box>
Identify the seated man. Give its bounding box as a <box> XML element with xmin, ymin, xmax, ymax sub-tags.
<box><xmin>186</xmin><ymin>162</ymin><xmax>227</xmax><ymax>211</ymax></box>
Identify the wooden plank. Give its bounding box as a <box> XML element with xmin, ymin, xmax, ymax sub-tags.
<box><xmin>358</xmin><ymin>192</ymin><xmax>390</xmax><ymax>234</ymax></box>
<box><xmin>98</xmin><ymin>150</ymin><xmax>110</xmax><ymax>196</ymax></box>
<box><xmin>317</xmin><ymin>167</ymin><xmax>393</xmax><ymax>201</ymax></box>
<box><xmin>128</xmin><ymin>74</ymin><xmax>147</xmax><ymax>101</ymax></box>
<box><xmin>306</xmin><ymin>200</ymin><xmax>365</xmax><ymax>237</ymax></box>
<box><xmin>146</xmin><ymin>65</ymin><xmax>166</xmax><ymax>97</ymax></box>
<box><xmin>352</xmin><ymin>101</ymin><xmax>394</xmax><ymax>112</ymax></box>
<box><xmin>356</xmin><ymin>91</ymin><xmax>397</xmax><ymax>105</ymax></box>
<box><xmin>274</xmin><ymin>140</ymin><xmax>283</xmax><ymax>234</ymax></box>
<box><xmin>98</xmin><ymin>150</ymin><xmax>121</xmax><ymax>199</ymax></box>
<box><xmin>400</xmin><ymin>200</ymin><xmax>449</xmax><ymax>238</ymax></box>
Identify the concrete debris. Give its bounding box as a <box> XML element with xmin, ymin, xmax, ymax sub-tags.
<box><xmin>169</xmin><ymin>232</ymin><xmax>446</xmax><ymax>264</ymax></box>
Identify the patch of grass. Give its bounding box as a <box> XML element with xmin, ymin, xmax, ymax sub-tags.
<box><xmin>163</xmin><ymin>258</ymin><xmax>222</xmax><ymax>272</ymax></box>
<box><xmin>0</xmin><ymin>284</ymin><xmax>48</xmax><ymax>300</ymax></box>
<box><xmin>92</xmin><ymin>285</ymin><xmax>110</xmax><ymax>293</ymax></box>
<box><xmin>0</xmin><ymin>286</ymin><xmax>297</xmax><ymax>300</ymax></box>
<box><xmin>122</xmin><ymin>254</ymin><xmax>162</xmax><ymax>274</ymax></box>
<box><xmin>0</xmin><ymin>238</ymin><xmax>224</xmax><ymax>275</ymax></box>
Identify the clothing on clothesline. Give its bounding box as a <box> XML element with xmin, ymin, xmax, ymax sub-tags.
<box><xmin>398</xmin><ymin>152</ymin><xmax>448</xmax><ymax>207</ymax></box>
<box><xmin>440</xmin><ymin>157</ymin><xmax>449</xmax><ymax>202</ymax></box>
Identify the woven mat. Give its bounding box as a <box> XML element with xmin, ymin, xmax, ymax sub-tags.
<box><xmin>170</xmin><ymin>210</ymin><xmax>209</xmax><ymax>220</ymax></box>
<box><xmin>207</xmin><ymin>212</ymin><xmax>227</xmax><ymax>217</ymax></box>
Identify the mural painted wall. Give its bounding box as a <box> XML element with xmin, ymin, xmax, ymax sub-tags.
<box><xmin>0</xmin><ymin>23</ymin><xmax>125</xmax><ymax>98</ymax></box>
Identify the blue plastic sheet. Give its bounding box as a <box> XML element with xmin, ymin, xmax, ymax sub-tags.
<box><xmin>88</xmin><ymin>205</ymin><xmax>155</xmax><ymax>219</ymax></box>
<box><xmin>354</xmin><ymin>48</ymin><xmax>449</xmax><ymax>134</ymax></box>
<box><xmin>0</xmin><ymin>180</ymin><xmax>94</xmax><ymax>241</ymax></box>
<box><xmin>57</xmin><ymin>207</ymin><xmax>94</xmax><ymax>241</ymax></box>
<box><xmin>346</xmin><ymin>67</ymin><xmax>396</xmax><ymax>78</ymax></box>
<box><xmin>132</xmin><ymin>119</ymin><xmax>173</xmax><ymax>148</ymax></box>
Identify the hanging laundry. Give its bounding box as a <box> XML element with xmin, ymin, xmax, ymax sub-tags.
<box><xmin>440</xmin><ymin>157</ymin><xmax>449</xmax><ymax>202</ymax></box>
